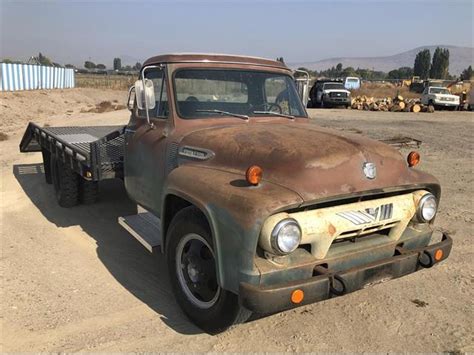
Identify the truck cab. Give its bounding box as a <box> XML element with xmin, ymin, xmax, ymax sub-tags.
<box><xmin>20</xmin><ymin>53</ymin><xmax>452</xmax><ymax>334</ymax></box>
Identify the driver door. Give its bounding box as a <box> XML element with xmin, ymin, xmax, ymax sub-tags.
<box><xmin>124</xmin><ymin>66</ymin><xmax>170</xmax><ymax>214</ymax></box>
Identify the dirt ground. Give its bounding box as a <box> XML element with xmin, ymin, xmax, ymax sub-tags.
<box><xmin>0</xmin><ymin>88</ymin><xmax>127</xmax><ymax>138</ymax></box>
<box><xmin>1</xmin><ymin>90</ymin><xmax>473</xmax><ymax>352</ymax></box>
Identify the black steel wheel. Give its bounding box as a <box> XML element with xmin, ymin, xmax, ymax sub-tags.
<box><xmin>166</xmin><ymin>206</ymin><xmax>251</xmax><ymax>334</ymax></box>
<box><xmin>51</xmin><ymin>155</ymin><xmax>79</xmax><ymax>207</ymax></box>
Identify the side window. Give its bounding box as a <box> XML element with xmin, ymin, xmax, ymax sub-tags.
<box><xmin>264</xmin><ymin>77</ymin><xmax>301</xmax><ymax>115</ymax></box>
<box><xmin>265</xmin><ymin>77</ymin><xmax>289</xmax><ymax>114</ymax></box>
<box><xmin>137</xmin><ymin>68</ymin><xmax>168</xmax><ymax>119</ymax></box>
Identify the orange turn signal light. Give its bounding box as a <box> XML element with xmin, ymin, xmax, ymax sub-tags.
<box><xmin>291</xmin><ymin>289</ymin><xmax>304</xmax><ymax>304</ymax></box>
<box><xmin>434</xmin><ymin>249</ymin><xmax>443</xmax><ymax>261</ymax></box>
<box><xmin>407</xmin><ymin>151</ymin><xmax>420</xmax><ymax>167</ymax></box>
<box><xmin>246</xmin><ymin>165</ymin><xmax>263</xmax><ymax>186</ymax></box>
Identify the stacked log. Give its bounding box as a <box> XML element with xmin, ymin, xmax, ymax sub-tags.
<box><xmin>350</xmin><ymin>95</ymin><xmax>433</xmax><ymax>113</ymax></box>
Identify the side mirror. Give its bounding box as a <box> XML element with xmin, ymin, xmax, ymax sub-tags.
<box><xmin>134</xmin><ymin>79</ymin><xmax>156</xmax><ymax>110</ymax></box>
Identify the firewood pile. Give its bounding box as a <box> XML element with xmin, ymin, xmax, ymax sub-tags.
<box><xmin>351</xmin><ymin>95</ymin><xmax>434</xmax><ymax>113</ymax></box>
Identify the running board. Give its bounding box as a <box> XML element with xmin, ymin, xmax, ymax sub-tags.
<box><xmin>118</xmin><ymin>211</ymin><xmax>161</xmax><ymax>253</ymax></box>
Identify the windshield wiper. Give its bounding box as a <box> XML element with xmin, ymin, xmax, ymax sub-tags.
<box><xmin>253</xmin><ymin>111</ymin><xmax>295</xmax><ymax>120</ymax></box>
<box><xmin>196</xmin><ymin>109</ymin><xmax>249</xmax><ymax>121</ymax></box>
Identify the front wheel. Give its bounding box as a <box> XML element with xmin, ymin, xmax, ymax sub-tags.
<box><xmin>166</xmin><ymin>206</ymin><xmax>251</xmax><ymax>333</ymax></box>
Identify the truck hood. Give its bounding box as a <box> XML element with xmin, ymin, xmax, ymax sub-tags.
<box><xmin>179</xmin><ymin>121</ymin><xmax>437</xmax><ymax>203</ymax></box>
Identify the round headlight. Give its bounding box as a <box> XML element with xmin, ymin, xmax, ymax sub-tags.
<box><xmin>271</xmin><ymin>219</ymin><xmax>302</xmax><ymax>255</ymax></box>
<box><xmin>417</xmin><ymin>193</ymin><xmax>437</xmax><ymax>222</ymax></box>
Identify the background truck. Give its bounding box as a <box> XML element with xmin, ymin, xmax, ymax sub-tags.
<box><xmin>307</xmin><ymin>79</ymin><xmax>351</xmax><ymax>108</ymax></box>
<box><xmin>421</xmin><ymin>86</ymin><xmax>460</xmax><ymax>110</ymax></box>
<box><xmin>344</xmin><ymin>76</ymin><xmax>361</xmax><ymax>90</ymax></box>
<box><xmin>20</xmin><ymin>53</ymin><xmax>451</xmax><ymax>334</ymax></box>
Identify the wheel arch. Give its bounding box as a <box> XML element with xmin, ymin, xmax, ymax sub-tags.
<box><xmin>161</xmin><ymin>191</ymin><xmax>215</xmax><ymax>253</ymax></box>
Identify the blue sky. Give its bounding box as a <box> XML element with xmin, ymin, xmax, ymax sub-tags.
<box><xmin>0</xmin><ymin>0</ymin><xmax>472</xmax><ymax>67</ymax></box>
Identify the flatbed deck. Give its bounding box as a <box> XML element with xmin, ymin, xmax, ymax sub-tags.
<box><xmin>20</xmin><ymin>123</ymin><xmax>126</xmax><ymax>181</ymax></box>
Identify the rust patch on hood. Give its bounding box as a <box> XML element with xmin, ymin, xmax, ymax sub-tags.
<box><xmin>179</xmin><ymin>120</ymin><xmax>438</xmax><ymax>203</ymax></box>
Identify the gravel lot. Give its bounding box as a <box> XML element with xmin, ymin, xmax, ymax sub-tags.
<box><xmin>1</xmin><ymin>94</ymin><xmax>473</xmax><ymax>352</ymax></box>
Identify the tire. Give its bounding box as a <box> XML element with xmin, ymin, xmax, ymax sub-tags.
<box><xmin>166</xmin><ymin>206</ymin><xmax>251</xmax><ymax>334</ymax></box>
<box><xmin>80</xmin><ymin>179</ymin><xmax>99</xmax><ymax>204</ymax></box>
<box><xmin>51</xmin><ymin>155</ymin><xmax>80</xmax><ymax>207</ymax></box>
<box><xmin>42</xmin><ymin>149</ymin><xmax>52</xmax><ymax>184</ymax></box>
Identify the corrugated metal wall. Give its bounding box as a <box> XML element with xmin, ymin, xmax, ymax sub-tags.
<box><xmin>0</xmin><ymin>63</ymin><xmax>75</xmax><ymax>91</ymax></box>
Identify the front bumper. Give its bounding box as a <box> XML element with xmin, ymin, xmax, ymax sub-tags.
<box><xmin>323</xmin><ymin>97</ymin><xmax>350</xmax><ymax>106</ymax></box>
<box><xmin>434</xmin><ymin>101</ymin><xmax>459</xmax><ymax>107</ymax></box>
<box><xmin>240</xmin><ymin>233</ymin><xmax>452</xmax><ymax>314</ymax></box>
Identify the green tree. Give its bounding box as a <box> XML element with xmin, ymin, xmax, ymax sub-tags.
<box><xmin>430</xmin><ymin>47</ymin><xmax>450</xmax><ymax>79</ymax></box>
<box><xmin>460</xmin><ymin>65</ymin><xmax>473</xmax><ymax>80</ymax></box>
<box><xmin>96</xmin><ymin>63</ymin><xmax>106</xmax><ymax>69</ymax></box>
<box><xmin>37</xmin><ymin>52</ymin><xmax>53</xmax><ymax>66</ymax></box>
<box><xmin>341</xmin><ymin>67</ymin><xmax>356</xmax><ymax>77</ymax></box>
<box><xmin>413</xmin><ymin>49</ymin><xmax>431</xmax><ymax>79</ymax></box>
<box><xmin>388</xmin><ymin>66</ymin><xmax>413</xmax><ymax>79</ymax></box>
<box><xmin>65</xmin><ymin>64</ymin><xmax>75</xmax><ymax>68</ymax></box>
<box><xmin>113</xmin><ymin>57</ymin><xmax>122</xmax><ymax>70</ymax></box>
<box><xmin>84</xmin><ymin>61</ymin><xmax>96</xmax><ymax>69</ymax></box>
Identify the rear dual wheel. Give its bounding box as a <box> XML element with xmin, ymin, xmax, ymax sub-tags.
<box><xmin>51</xmin><ymin>155</ymin><xmax>80</xmax><ymax>207</ymax></box>
<box><xmin>166</xmin><ymin>206</ymin><xmax>251</xmax><ymax>334</ymax></box>
<box><xmin>50</xmin><ymin>154</ymin><xmax>99</xmax><ymax>207</ymax></box>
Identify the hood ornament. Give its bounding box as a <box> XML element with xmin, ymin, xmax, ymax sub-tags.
<box><xmin>363</xmin><ymin>162</ymin><xmax>377</xmax><ymax>179</ymax></box>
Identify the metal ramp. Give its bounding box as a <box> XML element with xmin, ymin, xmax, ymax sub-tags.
<box><xmin>118</xmin><ymin>209</ymin><xmax>161</xmax><ymax>253</ymax></box>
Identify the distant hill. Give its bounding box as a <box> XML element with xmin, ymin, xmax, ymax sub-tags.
<box><xmin>290</xmin><ymin>45</ymin><xmax>473</xmax><ymax>76</ymax></box>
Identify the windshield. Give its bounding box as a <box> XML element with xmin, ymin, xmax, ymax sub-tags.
<box><xmin>174</xmin><ymin>69</ymin><xmax>306</xmax><ymax>119</ymax></box>
<box><xmin>430</xmin><ymin>87</ymin><xmax>450</xmax><ymax>95</ymax></box>
<box><xmin>323</xmin><ymin>83</ymin><xmax>345</xmax><ymax>90</ymax></box>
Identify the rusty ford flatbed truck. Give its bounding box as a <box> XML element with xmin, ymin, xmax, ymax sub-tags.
<box><xmin>20</xmin><ymin>53</ymin><xmax>452</xmax><ymax>333</ymax></box>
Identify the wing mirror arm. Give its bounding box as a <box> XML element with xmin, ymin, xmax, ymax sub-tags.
<box><xmin>294</xmin><ymin>69</ymin><xmax>310</xmax><ymax>107</ymax></box>
<box><xmin>127</xmin><ymin>85</ymin><xmax>135</xmax><ymax>111</ymax></box>
<box><xmin>139</xmin><ymin>64</ymin><xmax>163</xmax><ymax>129</ymax></box>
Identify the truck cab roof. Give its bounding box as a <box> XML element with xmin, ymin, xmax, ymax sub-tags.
<box><xmin>143</xmin><ymin>53</ymin><xmax>289</xmax><ymax>70</ymax></box>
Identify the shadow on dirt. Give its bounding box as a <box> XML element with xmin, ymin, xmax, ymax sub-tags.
<box><xmin>13</xmin><ymin>162</ymin><xmax>202</xmax><ymax>335</ymax></box>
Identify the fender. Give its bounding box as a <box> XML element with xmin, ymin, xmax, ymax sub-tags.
<box><xmin>162</xmin><ymin>164</ymin><xmax>303</xmax><ymax>293</ymax></box>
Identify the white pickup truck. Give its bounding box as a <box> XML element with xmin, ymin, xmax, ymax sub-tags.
<box><xmin>421</xmin><ymin>86</ymin><xmax>460</xmax><ymax>110</ymax></box>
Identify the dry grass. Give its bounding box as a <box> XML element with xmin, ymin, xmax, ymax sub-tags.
<box><xmin>79</xmin><ymin>100</ymin><xmax>126</xmax><ymax>113</ymax></box>
<box><xmin>76</xmin><ymin>74</ymin><xmax>135</xmax><ymax>91</ymax></box>
<box><xmin>352</xmin><ymin>82</ymin><xmax>421</xmax><ymax>99</ymax></box>
<box><xmin>0</xmin><ymin>132</ymin><xmax>8</xmax><ymax>141</ymax></box>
